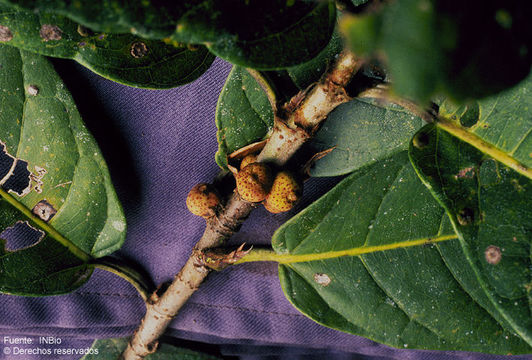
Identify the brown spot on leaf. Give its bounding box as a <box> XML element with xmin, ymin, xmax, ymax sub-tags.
<box><xmin>0</xmin><ymin>25</ymin><xmax>13</xmax><ymax>42</ymax></box>
<box><xmin>485</xmin><ymin>245</ymin><xmax>502</xmax><ymax>265</ymax></box>
<box><xmin>130</xmin><ymin>41</ymin><xmax>148</xmax><ymax>58</ymax></box>
<box><xmin>455</xmin><ymin>166</ymin><xmax>476</xmax><ymax>179</ymax></box>
<box><xmin>32</xmin><ymin>200</ymin><xmax>57</xmax><ymax>222</ymax></box>
<box><xmin>314</xmin><ymin>273</ymin><xmax>331</xmax><ymax>286</ymax></box>
<box><xmin>40</xmin><ymin>24</ymin><xmax>62</xmax><ymax>41</ymax></box>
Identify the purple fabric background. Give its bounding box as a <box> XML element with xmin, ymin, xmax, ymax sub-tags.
<box><xmin>0</xmin><ymin>58</ymin><xmax>530</xmax><ymax>360</ymax></box>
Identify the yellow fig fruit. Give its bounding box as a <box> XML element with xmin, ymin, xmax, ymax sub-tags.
<box><xmin>186</xmin><ymin>183</ymin><xmax>220</xmax><ymax>218</ymax></box>
<box><xmin>264</xmin><ymin>171</ymin><xmax>302</xmax><ymax>213</ymax></box>
<box><xmin>240</xmin><ymin>154</ymin><xmax>258</xmax><ymax>170</ymax></box>
<box><xmin>236</xmin><ymin>163</ymin><xmax>273</xmax><ymax>202</ymax></box>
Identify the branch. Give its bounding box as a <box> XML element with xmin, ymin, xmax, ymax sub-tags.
<box><xmin>121</xmin><ymin>50</ymin><xmax>360</xmax><ymax>360</ymax></box>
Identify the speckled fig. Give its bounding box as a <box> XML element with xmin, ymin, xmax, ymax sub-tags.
<box><xmin>240</xmin><ymin>154</ymin><xmax>258</xmax><ymax>170</ymax></box>
<box><xmin>186</xmin><ymin>183</ymin><xmax>221</xmax><ymax>218</ymax></box>
<box><xmin>264</xmin><ymin>171</ymin><xmax>302</xmax><ymax>213</ymax></box>
<box><xmin>236</xmin><ymin>163</ymin><xmax>273</xmax><ymax>202</ymax></box>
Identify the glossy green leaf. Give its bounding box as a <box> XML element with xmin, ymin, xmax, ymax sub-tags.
<box><xmin>409</xmin><ymin>124</ymin><xmax>532</xmax><ymax>347</ymax></box>
<box><xmin>342</xmin><ymin>0</ymin><xmax>531</xmax><ymax>102</ymax></box>
<box><xmin>310</xmin><ymin>98</ymin><xmax>424</xmax><ymax>177</ymax></box>
<box><xmin>438</xmin><ymin>73</ymin><xmax>532</xmax><ymax>170</ymax></box>
<box><xmin>0</xmin><ymin>45</ymin><xmax>125</xmax><ymax>295</ymax></box>
<box><xmin>215</xmin><ymin>66</ymin><xmax>275</xmax><ymax>169</ymax></box>
<box><xmin>0</xmin><ymin>4</ymin><xmax>214</xmax><ymax>89</ymax></box>
<box><xmin>81</xmin><ymin>338</ymin><xmax>220</xmax><ymax>360</ymax></box>
<box><xmin>2</xmin><ymin>0</ymin><xmax>336</xmax><ymax>70</ymax></box>
<box><xmin>260</xmin><ymin>26</ymin><xmax>344</xmax><ymax>104</ymax></box>
<box><xmin>286</xmin><ymin>29</ymin><xmax>344</xmax><ymax>90</ymax></box>
<box><xmin>203</xmin><ymin>1</ymin><xmax>336</xmax><ymax>70</ymax></box>
<box><xmin>273</xmin><ymin>152</ymin><xmax>530</xmax><ymax>353</ymax></box>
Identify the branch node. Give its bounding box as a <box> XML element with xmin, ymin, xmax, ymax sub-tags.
<box><xmin>196</xmin><ymin>243</ymin><xmax>253</xmax><ymax>271</ymax></box>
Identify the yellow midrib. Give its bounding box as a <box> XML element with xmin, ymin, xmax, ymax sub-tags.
<box><xmin>236</xmin><ymin>234</ymin><xmax>458</xmax><ymax>264</ymax></box>
<box><xmin>0</xmin><ymin>187</ymin><xmax>90</xmax><ymax>261</ymax></box>
<box><xmin>435</xmin><ymin>117</ymin><xmax>532</xmax><ymax>180</ymax></box>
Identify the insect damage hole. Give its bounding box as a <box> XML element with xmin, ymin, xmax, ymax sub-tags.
<box><xmin>3</xmin><ymin>160</ymin><xmax>32</xmax><ymax>196</ymax></box>
<box><xmin>314</xmin><ymin>273</ymin><xmax>331</xmax><ymax>286</ymax></box>
<box><xmin>0</xmin><ymin>140</ymin><xmax>16</xmax><ymax>185</ymax></box>
<box><xmin>413</xmin><ymin>131</ymin><xmax>430</xmax><ymax>149</ymax></box>
<box><xmin>32</xmin><ymin>200</ymin><xmax>57</xmax><ymax>222</ymax></box>
<box><xmin>485</xmin><ymin>245</ymin><xmax>502</xmax><ymax>265</ymax></box>
<box><xmin>1</xmin><ymin>141</ymin><xmax>45</xmax><ymax>197</ymax></box>
<box><xmin>457</xmin><ymin>207</ymin><xmax>474</xmax><ymax>226</ymax></box>
<box><xmin>1</xmin><ymin>221</ymin><xmax>45</xmax><ymax>251</ymax></box>
<box><xmin>40</xmin><ymin>24</ymin><xmax>62</xmax><ymax>41</ymax></box>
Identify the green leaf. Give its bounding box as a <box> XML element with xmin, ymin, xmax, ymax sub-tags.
<box><xmin>310</xmin><ymin>98</ymin><xmax>424</xmax><ymax>177</ymax></box>
<box><xmin>0</xmin><ymin>4</ymin><xmax>214</xmax><ymax>89</ymax></box>
<box><xmin>259</xmin><ymin>25</ymin><xmax>344</xmax><ymax>104</ymax></box>
<box><xmin>340</xmin><ymin>14</ymin><xmax>381</xmax><ymax>56</ymax></box>
<box><xmin>273</xmin><ymin>152</ymin><xmax>530</xmax><ymax>353</ymax></box>
<box><xmin>202</xmin><ymin>1</ymin><xmax>336</xmax><ymax>70</ymax></box>
<box><xmin>0</xmin><ymin>45</ymin><xmax>126</xmax><ymax>295</ymax></box>
<box><xmin>342</xmin><ymin>0</ymin><xmax>531</xmax><ymax>102</ymax></box>
<box><xmin>409</xmin><ymin>124</ymin><xmax>532</xmax><ymax>347</ymax></box>
<box><xmin>215</xmin><ymin>66</ymin><xmax>275</xmax><ymax>169</ymax></box>
<box><xmin>2</xmin><ymin>0</ymin><xmax>336</xmax><ymax>70</ymax></box>
<box><xmin>81</xmin><ymin>338</ymin><xmax>220</xmax><ymax>360</ymax></box>
<box><xmin>438</xmin><ymin>73</ymin><xmax>532</xmax><ymax>172</ymax></box>
<box><xmin>285</xmin><ymin>29</ymin><xmax>344</xmax><ymax>90</ymax></box>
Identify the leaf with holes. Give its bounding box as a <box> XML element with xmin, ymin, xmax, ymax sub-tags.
<box><xmin>0</xmin><ymin>45</ymin><xmax>126</xmax><ymax>296</ymax></box>
<box><xmin>1</xmin><ymin>0</ymin><xmax>336</xmax><ymax>70</ymax></box>
<box><xmin>310</xmin><ymin>97</ymin><xmax>424</xmax><ymax>177</ymax></box>
<box><xmin>81</xmin><ymin>338</ymin><xmax>220</xmax><ymax>360</ymax></box>
<box><xmin>272</xmin><ymin>152</ymin><xmax>531</xmax><ymax>353</ymax></box>
<box><xmin>0</xmin><ymin>4</ymin><xmax>214</xmax><ymax>89</ymax></box>
<box><xmin>215</xmin><ymin>66</ymin><xmax>275</xmax><ymax>169</ymax></box>
<box><xmin>409</xmin><ymin>124</ymin><xmax>532</xmax><ymax>348</ymax></box>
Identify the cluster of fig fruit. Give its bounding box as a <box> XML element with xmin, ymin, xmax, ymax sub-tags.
<box><xmin>186</xmin><ymin>154</ymin><xmax>303</xmax><ymax>218</ymax></box>
<box><xmin>235</xmin><ymin>155</ymin><xmax>303</xmax><ymax>213</ymax></box>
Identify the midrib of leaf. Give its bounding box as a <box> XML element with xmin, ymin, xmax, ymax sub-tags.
<box><xmin>0</xmin><ymin>188</ymin><xmax>90</xmax><ymax>261</ymax></box>
<box><xmin>246</xmin><ymin>68</ymin><xmax>277</xmax><ymax>113</ymax></box>
<box><xmin>241</xmin><ymin>80</ymin><xmax>271</xmax><ymax>130</ymax></box>
<box><xmin>236</xmin><ymin>234</ymin><xmax>457</xmax><ymax>264</ymax></box>
<box><xmin>436</xmin><ymin>117</ymin><xmax>532</xmax><ymax>179</ymax></box>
